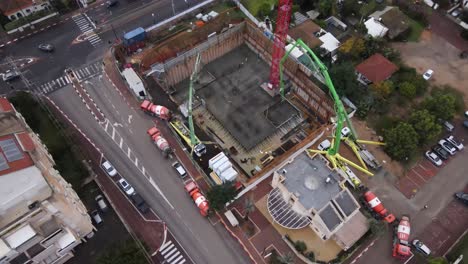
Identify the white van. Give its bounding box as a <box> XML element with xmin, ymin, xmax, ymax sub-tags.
<box><xmin>95</xmin><ymin>195</ymin><xmax>108</xmax><ymax>212</ymax></box>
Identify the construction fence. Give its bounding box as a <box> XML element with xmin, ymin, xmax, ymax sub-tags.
<box><xmin>155</xmin><ymin>21</ymin><xmax>334</xmax><ymax>122</ymax></box>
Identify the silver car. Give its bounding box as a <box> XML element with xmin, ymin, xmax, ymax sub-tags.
<box><xmin>439</xmin><ymin>139</ymin><xmax>456</xmax><ymax>155</ymax></box>
<box><xmin>425</xmin><ymin>151</ymin><xmax>442</xmax><ymax>166</ymax></box>
<box><xmin>118</xmin><ymin>178</ymin><xmax>135</xmax><ymax>196</ymax></box>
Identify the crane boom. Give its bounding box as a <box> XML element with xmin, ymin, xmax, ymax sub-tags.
<box><xmin>188</xmin><ymin>53</ymin><xmax>201</xmax><ymax>146</ymax></box>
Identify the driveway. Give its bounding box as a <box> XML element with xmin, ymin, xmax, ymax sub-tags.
<box><xmin>393</xmin><ymin>31</ymin><xmax>468</xmax><ymax>105</ymax></box>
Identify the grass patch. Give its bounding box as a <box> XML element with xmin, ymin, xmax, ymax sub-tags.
<box><xmin>240</xmin><ymin>0</ymin><xmax>276</xmax><ymax>17</ymax></box>
<box><xmin>446</xmin><ymin>232</ymin><xmax>468</xmax><ymax>263</ymax></box>
<box><xmin>407</xmin><ymin>18</ymin><xmax>424</xmax><ymax>42</ymax></box>
<box><xmin>9</xmin><ymin>92</ymin><xmax>88</xmax><ymax>193</ymax></box>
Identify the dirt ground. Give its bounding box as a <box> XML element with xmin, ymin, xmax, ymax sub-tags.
<box><xmin>392</xmin><ymin>30</ymin><xmax>468</xmax><ymax>106</ymax></box>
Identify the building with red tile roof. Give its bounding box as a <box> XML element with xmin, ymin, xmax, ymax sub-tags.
<box><xmin>355</xmin><ymin>53</ymin><xmax>398</xmax><ymax>85</ymax></box>
<box><xmin>0</xmin><ymin>0</ymin><xmax>51</xmax><ymax>20</ymax></box>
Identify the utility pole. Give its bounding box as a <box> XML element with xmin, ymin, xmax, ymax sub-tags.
<box><xmin>171</xmin><ymin>0</ymin><xmax>175</xmax><ymax>16</ymax></box>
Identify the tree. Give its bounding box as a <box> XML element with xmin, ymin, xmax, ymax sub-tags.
<box><xmin>399</xmin><ymin>82</ymin><xmax>416</xmax><ymax>99</ymax></box>
<box><xmin>428</xmin><ymin>257</ymin><xmax>449</xmax><ymax>264</ymax></box>
<box><xmin>368</xmin><ymin>218</ymin><xmax>386</xmax><ymax>237</ymax></box>
<box><xmin>329</xmin><ymin>61</ymin><xmax>359</xmax><ymax>97</ymax></box>
<box><xmin>423</xmin><ymin>93</ymin><xmax>457</xmax><ymax>121</ymax></box>
<box><xmin>294</xmin><ymin>240</ymin><xmax>307</xmax><ymax>254</ymax></box>
<box><xmin>0</xmin><ymin>9</ymin><xmax>10</xmax><ymax>28</ymax></box>
<box><xmin>338</xmin><ymin>37</ymin><xmax>365</xmax><ymax>60</ymax></box>
<box><xmin>409</xmin><ymin>110</ymin><xmax>441</xmax><ymax>143</ymax></box>
<box><xmin>395</xmin><ymin>66</ymin><xmax>427</xmax><ymax>95</ymax></box>
<box><xmin>278</xmin><ymin>252</ymin><xmax>295</xmax><ymax>264</ymax></box>
<box><xmin>318</xmin><ymin>0</ymin><xmax>333</xmax><ymax>17</ymax></box>
<box><xmin>257</xmin><ymin>3</ymin><xmax>273</xmax><ymax>18</ymax></box>
<box><xmin>97</xmin><ymin>240</ymin><xmax>147</xmax><ymax>264</ymax></box>
<box><xmin>359</xmin><ymin>1</ymin><xmax>377</xmax><ymax>21</ymax></box>
<box><xmin>206</xmin><ymin>182</ymin><xmax>237</xmax><ymax>211</ymax></box>
<box><xmin>243</xmin><ymin>196</ymin><xmax>256</xmax><ymax>221</ymax></box>
<box><xmin>371</xmin><ymin>80</ymin><xmax>394</xmax><ymax>99</ymax></box>
<box><xmin>49</xmin><ymin>0</ymin><xmax>68</xmax><ymax>13</ymax></box>
<box><xmin>384</xmin><ymin>122</ymin><xmax>419</xmax><ymax>161</ymax></box>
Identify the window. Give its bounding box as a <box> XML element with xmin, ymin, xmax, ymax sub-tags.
<box><xmin>17</xmin><ymin>12</ymin><xmax>23</xmax><ymax>18</ymax></box>
<box><xmin>26</xmin><ymin>9</ymin><xmax>31</xmax><ymax>13</ymax></box>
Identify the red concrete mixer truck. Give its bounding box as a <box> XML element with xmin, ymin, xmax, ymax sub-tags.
<box><xmin>147</xmin><ymin>126</ymin><xmax>171</xmax><ymax>157</ymax></box>
<box><xmin>140</xmin><ymin>100</ymin><xmax>171</xmax><ymax>120</ymax></box>
<box><xmin>393</xmin><ymin>216</ymin><xmax>412</xmax><ymax>259</ymax></box>
<box><xmin>184</xmin><ymin>180</ymin><xmax>209</xmax><ymax>216</ymax></box>
<box><xmin>362</xmin><ymin>191</ymin><xmax>396</xmax><ymax>223</ymax></box>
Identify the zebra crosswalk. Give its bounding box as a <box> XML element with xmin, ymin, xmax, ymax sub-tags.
<box><xmin>72</xmin><ymin>14</ymin><xmax>102</xmax><ymax>47</ymax></box>
<box><xmin>159</xmin><ymin>240</ymin><xmax>187</xmax><ymax>264</ymax></box>
<box><xmin>34</xmin><ymin>61</ymin><xmax>103</xmax><ymax>95</ymax></box>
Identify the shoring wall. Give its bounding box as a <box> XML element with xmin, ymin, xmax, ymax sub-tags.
<box><xmin>156</xmin><ymin>21</ymin><xmax>334</xmax><ymax>121</ymax></box>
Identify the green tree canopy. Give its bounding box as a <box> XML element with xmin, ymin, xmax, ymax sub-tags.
<box><xmin>318</xmin><ymin>0</ymin><xmax>334</xmax><ymax>17</ymax></box>
<box><xmin>423</xmin><ymin>93</ymin><xmax>457</xmax><ymax>121</ymax></box>
<box><xmin>329</xmin><ymin>61</ymin><xmax>359</xmax><ymax>97</ymax></box>
<box><xmin>371</xmin><ymin>80</ymin><xmax>394</xmax><ymax>99</ymax></box>
<box><xmin>338</xmin><ymin>37</ymin><xmax>365</xmax><ymax>60</ymax></box>
<box><xmin>399</xmin><ymin>82</ymin><xmax>417</xmax><ymax>99</ymax></box>
<box><xmin>384</xmin><ymin>122</ymin><xmax>419</xmax><ymax>161</ymax></box>
<box><xmin>409</xmin><ymin>110</ymin><xmax>441</xmax><ymax>144</ymax></box>
<box><xmin>428</xmin><ymin>257</ymin><xmax>449</xmax><ymax>264</ymax></box>
<box><xmin>207</xmin><ymin>182</ymin><xmax>237</xmax><ymax>211</ymax></box>
<box><xmin>97</xmin><ymin>240</ymin><xmax>147</xmax><ymax>264</ymax></box>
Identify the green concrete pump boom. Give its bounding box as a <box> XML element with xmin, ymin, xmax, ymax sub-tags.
<box><xmin>188</xmin><ymin>53</ymin><xmax>202</xmax><ymax>146</ymax></box>
<box><xmin>279</xmin><ymin>39</ymin><xmax>357</xmax><ymax>155</ymax></box>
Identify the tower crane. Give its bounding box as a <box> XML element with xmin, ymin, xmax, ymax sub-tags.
<box><xmin>279</xmin><ymin>39</ymin><xmax>385</xmax><ymax>176</ymax></box>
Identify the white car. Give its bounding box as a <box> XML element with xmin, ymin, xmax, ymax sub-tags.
<box><xmin>425</xmin><ymin>151</ymin><xmax>442</xmax><ymax>166</ymax></box>
<box><xmin>412</xmin><ymin>239</ymin><xmax>431</xmax><ymax>256</ymax></box>
<box><xmin>451</xmin><ymin>8</ymin><xmax>462</xmax><ymax>17</ymax></box>
<box><xmin>101</xmin><ymin>161</ymin><xmax>117</xmax><ymax>177</ymax></box>
<box><xmin>341</xmin><ymin>127</ymin><xmax>351</xmax><ymax>138</ymax></box>
<box><xmin>423</xmin><ymin>69</ymin><xmax>434</xmax><ymax>80</ymax></box>
<box><xmin>172</xmin><ymin>161</ymin><xmax>187</xmax><ymax>178</ymax></box>
<box><xmin>439</xmin><ymin>139</ymin><xmax>456</xmax><ymax>155</ymax></box>
<box><xmin>446</xmin><ymin>136</ymin><xmax>463</xmax><ymax>151</ymax></box>
<box><xmin>118</xmin><ymin>178</ymin><xmax>135</xmax><ymax>196</ymax></box>
<box><xmin>318</xmin><ymin>139</ymin><xmax>331</xmax><ymax>151</ymax></box>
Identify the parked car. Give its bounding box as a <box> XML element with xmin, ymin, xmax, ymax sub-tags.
<box><xmin>412</xmin><ymin>239</ymin><xmax>431</xmax><ymax>256</ymax></box>
<box><xmin>106</xmin><ymin>0</ymin><xmax>118</xmax><ymax>7</ymax></box>
<box><xmin>446</xmin><ymin>136</ymin><xmax>464</xmax><ymax>151</ymax></box>
<box><xmin>464</xmin><ymin>120</ymin><xmax>468</xmax><ymax>129</ymax></box>
<box><xmin>465</xmin><ymin>110</ymin><xmax>468</xmax><ymax>118</ymax></box>
<box><xmin>118</xmin><ymin>178</ymin><xmax>135</xmax><ymax>196</ymax></box>
<box><xmin>423</xmin><ymin>69</ymin><xmax>434</xmax><ymax>80</ymax></box>
<box><xmin>101</xmin><ymin>161</ymin><xmax>117</xmax><ymax>177</ymax></box>
<box><xmin>95</xmin><ymin>195</ymin><xmax>108</xmax><ymax>212</ymax></box>
<box><xmin>451</xmin><ymin>8</ymin><xmax>462</xmax><ymax>17</ymax></box>
<box><xmin>318</xmin><ymin>139</ymin><xmax>331</xmax><ymax>151</ymax></box>
<box><xmin>2</xmin><ymin>71</ymin><xmax>19</xmax><ymax>82</ymax></box>
<box><xmin>130</xmin><ymin>193</ymin><xmax>149</xmax><ymax>213</ymax></box>
<box><xmin>439</xmin><ymin>139</ymin><xmax>457</xmax><ymax>155</ymax></box>
<box><xmin>454</xmin><ymin>192</ymin><xmax>468</xmax><ymax>205</ymax></box>
<box><xmin>442</xmin><ymin>120</ymin><xmax>454</xmax><ymax>132</ymax></box>
<box><xmin>431</xmin><ymin>145</ymin><xmax>449</xmax><ymax>160</ymax></box>
<box><xmin>172</xmin><ymin>161</ymin><xmax>187</xmax><ymax>178</ymax></box>
<box><xmin>90</xmin><ymin>210</ymin><xmax>103</xmax><ymax>225</ymax></box>
<box><xmin>424</xmin><ymin>151</ymin><xmax>442</xmax><ymax>166</ymax></box>
<box><xmin>38</xmin><ymin>43</ymin><xmax>54</xmax><ymax>52</ymax></box>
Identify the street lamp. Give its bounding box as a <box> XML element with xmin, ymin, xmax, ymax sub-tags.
<box><xmin>152</xmin><ymin>13</ymin><xmax>155</xmax><ymax>24</ymax></box>
<box><xmin>171</xmin><ymin>0</ymin><xmax>175</xmax><ymax>16</ymax></box>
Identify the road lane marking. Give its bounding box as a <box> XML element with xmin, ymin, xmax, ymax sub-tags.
<box><xmin>134</xmin><ymin>158</ymin><xmax>138</xmax><ymax>167</ymax></box>
<box><xmin>111</xmin><ymin>126</ymin><xmax>116</xmax><ymax>139</ymax></box>
<box><xmin>119</xmin><ymin>137</ymin><xmax>123</xmax><ymax>148</ymax></box>
<box><xmin>85</xmin><ymin>67</ymin><xmax>91</xmax><ymax>75</ymax></box>
<box><xmin>128</xmin><ymin>115</ymin><xmax>132</xmax><ymax>124</ymax></box>
<box><xmin>127</xmin><ymin>147</ymin><xmax>131</xmax><ymax>157</ymax></box>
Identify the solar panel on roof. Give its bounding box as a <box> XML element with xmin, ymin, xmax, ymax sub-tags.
<box><xmin>0</xmin><ymin>139</ymin><xmax>24</xmax><ymax>162</ymax></box>
<box><xmin>0</xmin><ymin>154</ymin><xmax>9</xmax><ymax>171</ymax></box>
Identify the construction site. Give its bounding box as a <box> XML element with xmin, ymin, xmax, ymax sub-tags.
<box><xmin>142</xmin><ymin>18</ymin><xmax>335</xmax><ymax>184</ymax></box>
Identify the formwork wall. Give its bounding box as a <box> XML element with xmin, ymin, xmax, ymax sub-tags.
<box><xmin>161</xmin><ymin>22</ymin><xmax>245</xmax><ymax>88</ymax></box>
<box><xmin>157</xmin><ymin>21</ymin><xmax>334</xmax><ymax>121</ymax></box>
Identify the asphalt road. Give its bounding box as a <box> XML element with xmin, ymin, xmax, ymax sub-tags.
<box><xmin>347</xmin><ymin>145</ymin><xmax>468</xmax><ymax>264</ymax></box>
<box><xmin>49</xmin><ymin>75</ymin><xmax>251</xmax><ymax>264</ymax></box>
<box><xmin>0</xmin><ymin>0</ymin><xmax>202</xmax><ymax>93</ymax></box>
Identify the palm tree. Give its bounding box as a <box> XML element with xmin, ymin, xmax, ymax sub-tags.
<box><xmin>243</xmin><ymin>196</ymin><xmax>256</xmax><ymax>221</ymax></box>
<box><xmin>278</xmin><ymin>252</ymin><xmax>295</xmax><ymax>264</ymax></box>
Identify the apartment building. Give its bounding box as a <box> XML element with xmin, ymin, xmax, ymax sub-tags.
<box><xmin>0</xmin><ymin>98</ymin><xmax>94</xmax><ymax>264</ymax></box>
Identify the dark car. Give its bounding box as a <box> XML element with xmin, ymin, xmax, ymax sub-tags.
<box><xmin>464</xmin><ymin>121</ymin><xmax>468</xmax><ymax>129</ymax></box>
<box><xmin>107</xmin><ymin>0</ymin><xmax>118</xmax><ymax>8</ymax></box>
<box><xmin>454</xmin><ymin>192</ymin><xmax>468</xmax><ymax>205</ymax></box>
<box><xmin>38</xmin><ymin>43</ymin><xmax>54</xmax><ymax>52</ymax></box>
<box><xmin>432</xmin><ymin>145</ymin><xmax>449</xmax><ymax>160</ymax></box>
<box><xmin>130</xmin><ymin>193</ymin><xmax>149</xmax><ymax>214</ymax></box>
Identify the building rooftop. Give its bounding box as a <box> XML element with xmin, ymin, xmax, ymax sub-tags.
<box><xmin>281</xmin><ymin>153</ymin><xmax>342</xmax><ymax>211</ymax></box>
<box><xmin>0</xmin><ymin>0</ymin><xmax>33</xmax><ymax>16</ymax></box>
<box><xmin>0</xmin><ymin>98</ymin><xmax>14</xmax><ymax>113</ymax></box>
<box><xmin>0</xmin><ymin>134</ymin><xmax>34</xmax><ymax>176</ymax></box>
<box><xmin>319</xmin><ymin>32</ymin><xmax>340</xmax><ymax>53</ymax></box>
<box><xmin>289</xmin><ymin>20</ymin><xmax>323</xmax><ymax>48</ymax></box>
<box><xmin>355</xmin><ymin>53</ymin><xmax>398</xmax><ymax>83</ymax></box>
<box><xmin>364</xmin><ymin>18</ymin><xmax>389</xmax><ymax>38</ymax></box>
